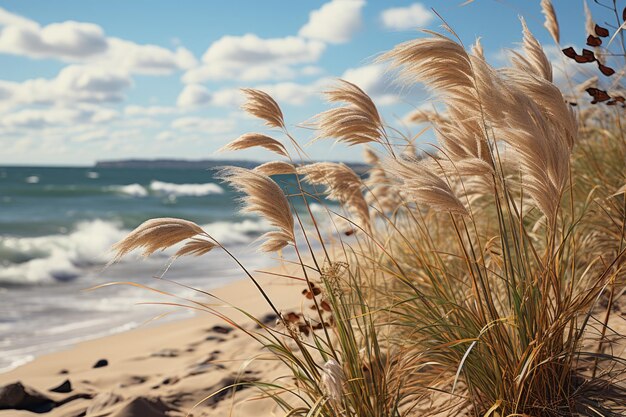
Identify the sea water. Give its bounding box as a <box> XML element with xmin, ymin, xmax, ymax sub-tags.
<box><xmin>0</xmin><ymin>165</ymin><xmax>318</xmax><ymax>372</ymax></box>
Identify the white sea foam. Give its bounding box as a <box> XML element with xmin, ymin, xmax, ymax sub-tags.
<box><xmin>25</xmin><ymin>176</ymin><xmax>39</xmax><ymax>184</ymax></box>
<box><xmin>0</xmin><ymin>220</ymin><xmax>126</xmax><ymax>284</ymax></box>
<box><xmin>111</xmin><ymin>183</ymin><xmax>149</xmax><ymax>197</ymax></box>
<box><xmin>86</xmin><ymin>171</ymin><xmax>99</xmax><ymax>179</ymax></box>
<box><xmin>150</xmin><ymin>181</ymin><xmax>223</xmax><ymax>196</ymax></box>
<box><xmin>109</xmin><ymin>181</ymin><xmax>223</xmax><ymax>197</ymax></box>
<box><xmin>0</xmin><ymin>218</ymin><xmax>271</xmax><ymax>284</ymax></box>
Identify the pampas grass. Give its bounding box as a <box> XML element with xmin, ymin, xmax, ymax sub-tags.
<box><xmin>220</xmin><ymin>133</ymin><xmax>289</xmax><ymax>157</ymax></box>
<box><xmin>111</xmin><ymin>6</ymin><xmax>626</xmax><ymax>417</ymax></box>
<box><xmin>241</xmin><ymin>88</ymin><xmax>285</xmax><ymax>129</ymax></box>
<box><xmin>218</xmin><ymin>166</ymin><xmax>295</xmax><ymax>252</ymax></box>
<box><xmin>541</xmin><ymin>0</ymin><xmax>560</xmax><ymax>44</ymax></box>
<box><xmin>111</xmin><ymin>218</ymin><xmax>206</xmax><ymax>262</ymax></box>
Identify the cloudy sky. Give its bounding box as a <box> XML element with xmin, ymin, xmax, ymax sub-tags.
<box><xmin>0</xmin><ymin>0</ymin><xmax>597</xmax><ymax>165</ymax></box>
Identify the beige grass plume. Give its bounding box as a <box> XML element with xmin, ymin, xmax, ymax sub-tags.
<box><xmin>584</xmin><ymin>1</ymin><xmax>595</xmax><ymax>36</ymax></box>
<box><xmin>218</xmin><ymin>167</ymin><xmax>295</xmax><ymax>252</ymax></box>
<box><xmin>406</xmin><ymin>108</ymin><xmax>448</xmax><ymax>125</ymax></box>
<box><xmin>540</xmin><ymin>0</ymin><xmax>560</xmax><ymax>44</ymax></box>
<box><xmin>315</xmin><ymin>80</ymin><xmax>384</xmax><ymax>146</ymax></box>
<box><xmin>362</xmin><ymin>147</ymin><xmax>401</xmax><ymax>214</ymax></box>
<box><xmin>362</xmin><ymin>146</ymin><xmax>379</xmax><ymax>165</ymax></box>
<box><xmin>111</xmin><ymin>218</ymin><xmax>208</xmax><ymax>263</ymax></box>
<box><xmin>220</xmin><ymin>133</ymin><xmax>288</xmax><ymax>157</ymax></box>
<box><xmin>298</xmin><ymin>162</ymin><xmax>371</xmax><ymax>229</ymax></box>
<box><xmin>511</xmin><ymin>18</ymin><xmax>553</xmax><ymax>82</ymax></box>
<box><xmin>387</xmin><ymin>157</ymin><xmax>468</xmax><ymax>215</ymax></box>
<box><xmin>320</xmin><ymin>358</ymin><xmax>345</xmax><ymax>403</ymax></box>
<box><xmin>380</xmin><ymin>31</ymin><xmax>499</xmax><ymax>169</ymax></box>
<box><xmin>254</xmin><ymin>161</ymin><xmax>296</xmax><ymax>176</ymax></box>
<box><xmin>241</xmin><ymin>88</ymin><xmax>285</xmax><ymax>129</ymax></box>
<box><xmin>174</xmin><ymin>237</ymin><xmax>218</xmax><ymax>257</ymax></box>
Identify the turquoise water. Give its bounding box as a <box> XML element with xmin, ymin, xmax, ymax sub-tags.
<box><xmin>0</xmin><ymin>165</ymin><xmax>315</xmax><ymax>372</ymax></box>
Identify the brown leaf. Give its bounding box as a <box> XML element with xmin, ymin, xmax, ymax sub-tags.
<box><xmin>285</xmin><ymin>312</ymin><xmax>300</xmax><ymax>323</ymax></box>
<box><xmin>586</xmin><ymin>35</ymin><xmax>602</xmax><ymax>47</ymax></box>
<box><xmin>586</xmin><ymin>87</ymin><xmax>611</xmax><ymax>104</ymax></box>
<box><xmin>562</xmin><ymin>47</ymin><xmax>577</xmax><ymax>59</ymax></box>
<box><xmin>575</xmin><ymin>49</ymin><xmax>596</xmax><ymax>63</ymax></box>
<box><xmin>595</xmin><ymin>24</ymin><xmax>610</xmax><ymax>37</ymax></box>
<box><xmin>598</xmin><ymin>63</ymin><xmax>615</xmax><ymax>76</ymax></box>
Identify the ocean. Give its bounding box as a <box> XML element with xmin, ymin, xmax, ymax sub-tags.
<box><xmin>0</xmin><ymin>165</ymin><xmax>319</xmax><ymax>372</ymax></box>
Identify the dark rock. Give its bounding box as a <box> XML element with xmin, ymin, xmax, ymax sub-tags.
<box><xmin>114</xmin><ymin>396</ymin><xmax>175</xmax><ymax>417</ymax></box>
<box><xmin>93</xmin><ymin>359</ymin><xmax>108</xmax><ymax>368</ymax></box>
<box><xmin>205</xmin><ymin>376</ymin><xmax>256</xmax><ymax>407</ymax></box>
<box><xmin>59</xmin><ymin>369</ymin><xmax>69</xmax><ymax>375</ymax></box>
<box><xmin>49</xmin><ymin>379</ymin><xmax>72</xmax><ymax>393</ymax></box>
<box><xmin>256</xmin><ymin>313</ymin><xmax>279</xmax><ymax>328</ymax></box>
<box><xmin>204</xmin><ymin>335</ymin><xmax>225</xmax><ymax>342</ymax></box>
<box><xmin>210</xmin><ymin>325</ymin><xmax>234</xmax><ymax>334</ymax></box>
<box><xmin>0</xmin><ymin>381</ymin><xmax>55</xmax><ymax>412</ymax></box>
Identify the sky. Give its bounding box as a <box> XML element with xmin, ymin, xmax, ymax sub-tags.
<box><xmin>0</xmin><ymin>0</ymin><xmax>610</xmax><ymax>166</ymax></box>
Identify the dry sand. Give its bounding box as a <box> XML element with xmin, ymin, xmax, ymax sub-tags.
<box><xmin>0</xmin><ymin>264</ymin><xmax>308</xmax><ymax>417</ymax></box>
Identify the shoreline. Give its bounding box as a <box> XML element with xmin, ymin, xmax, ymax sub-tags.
<box><xmin>0</xmin><ymin>263</ymin><xmax>303</xmax><ymax>417</ymax></box>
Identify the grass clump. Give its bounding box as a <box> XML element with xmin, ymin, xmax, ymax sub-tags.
<box><xmin>110</xmin><ymin>4</ymin><xmax>625</xmax><ymax>416</ymax></box>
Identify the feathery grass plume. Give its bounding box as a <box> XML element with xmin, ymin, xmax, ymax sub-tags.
<box><xmin>298</xmin><ymin>162</ymin><xmax>371</xmax><ymax>229</ymax></box>
<box><xmin>406</xmin><ymin>108</ymin><xmax>448</xmax><ymax>125</ymax></box>
<box><xmin>541</xmin><ymin>0</ymin><xmax>560</xmax><ymax>44</ymax></box>
<box><xmin>495</xmin><ymin>85</ymin><xmax>571</xmax><ymax>220</ymax></box>
<box><xmin>240</xmin><ymin>88</ymin><xmax>285</xmax><ymax>129</ymax></box>
<box><xmin>511</xmin><ymin>17</ymin><xmax>553</xmax><ymax>82</ymax></box>
<box><xmin>577</xmin><ymin>76</ymin><xmax>599</xmax><ymax>93</ymax></box>
<box><xmin>253</xmin><ymin>160</ymin><xmax>296</xmax><ymax>176</ymax></box>
<box><xmin>387</xmin><ymin>156</ymin><xmax>468</xmax><ymax>215</ymax></box>
<box><xmin>362</xmin><ymin>147</ymin><xmax>401</xmax><ymax>214</ymax></box>
<box><xmin>111</xmin><ymin>218</ymin><xmax>205</xmax><ymax>262</ymax></box>
<box><xmin>320</xmin><ymin>358</ymin><xmax>345</xmax><ymax>403</ymax></box>
<box><xmin>316</xmin><ymin>80</ymin><xmax>384</xmax><ymax>146</ymax></box>
<box><xmin>362</xmin><ymin>146</ymin><xmax>379</xmax><ymax>165</ymax></box>
<box><xmin>174</xmin><ymin>237</ymin><xmax>218</xmax><ymax>257</ymax></box>
<box><xmin>220</xmin><ymin>133</ymin><xmax>288</xmax><ymax>157</ymax></box>
<box><xmin>502</xmin><ymin>69</ymin><xmax>577</xmax><ymax>150</ymax></box>
<box><xmin>218</xmin><ymin>166</ymin><xmax>294</xmax><ymax>252</ymax></box>
<box><xmin>380</xmin><ymin>31</ymin><xmax>501</xmax><ymax>168</ymax></box>
<box><xmin>584</xmin><ymin>1</ymin><xmax>595</xmax><ymax>36</ymax></box>
<box><xmin>381</xmin><ymin>32</ymin><xmax>473</xmax><ymax>97</ymax></box>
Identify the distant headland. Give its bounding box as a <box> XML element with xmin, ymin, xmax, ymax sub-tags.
<box><xmin>94</xmin><ymin>159</ymin><xmax>368</xmax><ymax>173</ymax></box>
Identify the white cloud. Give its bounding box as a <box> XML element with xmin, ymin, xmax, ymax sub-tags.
<box><xmin>0</xmin><ymin>7</ymin><xmax>197</xmax><ymax>75</ymax></box>
<box><xmin>342</xmin><ymin>64</ymin><xmax>399</xmax><ymax>105</ymax></box>
<box><xmin>0</xmin><ymin>8</ymin><xmax>38</xmax><ymax>28</ymax></box>
<box><xmin>177</xmin><ymin>84</ymin><xmax>212</xmax><ymax>107</ymax></box>
<box><xmin>299</xmin><ymin>0</ymin><xmax>365</xmax><ymax>44</ymax></box>
<box><xmin>0</xmin><ymin>20</ymin><xmax>108</xmax><ymax>59</ymax></box>
<box><xmin>101</xmin><ymin>39</ymin><xmax>197</xmax><ymax>75</ymax></box>
<box><xmin>0</xmin><ymin>65</ymin><xmax>132</xmax><ymax>110</ymax></box>
<box><xmin>171</xmin><ymin>116</ymin><xmax>235</xmax><ymax>134</ymax></box>
<box><xmin>182</xmin><ymin>34</ymin><xmax>325</xmax><ymax>83</ymax></box>
<box><xmin>381</xmin><ymin>3</ymin><xmax>434</xmax><ymax>31</ymax></box>
<box><xmin>156</xmin><ymin>131</ymin><xmax>175</xmax><ymax>141</ymax></box>
<box><xmin>124</xmin><ymin>105</ymin><xmax>178</xmax><ymax>116</ymax></box>
<box><xmin>0</xmin><ymin>105</ymin><xmax>118</xmax><ymax>130</ymax></box>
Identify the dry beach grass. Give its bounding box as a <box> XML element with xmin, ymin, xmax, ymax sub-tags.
<box><xmin>2</xmin><ymin>1</ymin><xmax>625</xmax><ymax>416</ymax></box>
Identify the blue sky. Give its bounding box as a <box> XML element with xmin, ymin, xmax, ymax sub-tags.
<box><xmin>0</xmin><ymin>0</ymin><xmax>607</xmax><ymax>165</ymax></box>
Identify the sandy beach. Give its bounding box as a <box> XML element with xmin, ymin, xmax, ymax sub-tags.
<box><xmin>0</xmin><ymin>264</ymin><xmax>305</xmax><ymax>417</ymax></box>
